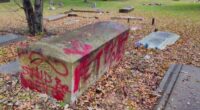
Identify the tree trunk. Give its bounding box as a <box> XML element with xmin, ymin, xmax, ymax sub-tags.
<box><xmin>34</xmin><ymin>0</ymin><xmax>43</xmax><ymax>33</ymax></box>
<box><xmin>23</xmin><ymin>0</ymin><xmax>43</xmax><ymax>35</ymax></box>
<box><xmin>23</xmin><ymin>0</ymin><xmax>36</xmax><ymax>35</ymax></box>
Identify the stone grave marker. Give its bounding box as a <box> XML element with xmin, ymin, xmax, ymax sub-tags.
<box><xmin>119</xmin><ymin>6</ymin><xmax>134</xmax><ymax>13</ymax></box>
<box><xmin>154</xmin><ymin>64</ymin><xmax>200</xmax><ymax>110</ymax></box>
<box><xmin>137</xmin><ymin>31</ymin><xmax>180</xmax><ymax>50</ymax></box>
<box><xmin>0</xmin><ymin>34</ymin><xmax>26</xmax><ymax>46</ymax></box>
<box><xmin>17</xmin><ymin>21</ymin><xmax>130</xmax><ymax>104</ymax></box>
<box><xmin>0</xmin><ymin>60</ymin><xmax>20</xmax><ymax>74</ymax></box>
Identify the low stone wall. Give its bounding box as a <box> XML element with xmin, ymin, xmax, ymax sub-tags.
<box><xmin>17</xmin><ymin>21</ymin><xmax>129</xmax><ymax>104</ymax></box>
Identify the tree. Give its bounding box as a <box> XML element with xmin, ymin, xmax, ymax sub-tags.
<box><xmin>22</xmin><ymin>0</ymin><xmax>43</xmax><ymax>35</ymax></box>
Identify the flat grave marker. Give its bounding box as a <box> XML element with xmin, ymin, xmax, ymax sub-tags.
<box><xmin>137</xmin><ymin>31</ymin><xmax>180</xmax><ymax>50</ymax></box>
<box><xmin>119</xmin><ymin>6</ymin><xmax>134</xmax><ymax>13</ymax></box>
<box><xmin>0</xmin><ymin>34</ymin><xmax>26</xmax><ymax>46</ymax></box>
<box><xmin>155</xmin><ymin>64</ymin><xmax>200</xmax><ymax>110</ymax></box>
<box><xmin>0</xmin><ymin>60</ymin><xmax>20</xmax><ymax>74</ymax></box>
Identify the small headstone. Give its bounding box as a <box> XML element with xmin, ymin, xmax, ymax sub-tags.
<box><xmin>49</xmin><ymin>0</ymin><xmax>56</xmax><ymax>10</ymax></box>
<box><xmin>57</xmin><ymin>2</ymin><xmax>64</xmax><ymax>7</ymax></box>
<box><xmin>91</xmin><ymin>2</ymin><xmax>96</xmax><ymax>8</ymax></box>
<box><xmin>119</xmin><ymin>6</ymin><xmax>134</xmax><ymax>13</ymax></box>
<box><xmin>0</xmin><ymin>34</ymin><xmax>26</xmax><ymax>46</ymax></box>
<box><xmin>0</xmin><ymin>60</ymin><xmax>20</xmax><ymax>74</ymax></box>
<box><xmin>49</xmin><ymin>0</ymin><xmax>55</xmax><ymax>6</ymax></box>
<box><xmin>49</xmin><ymin>6</ymin><xmax>56</xmax><ymax>10</ymax></box>
<box><xmin>138</xmin><ymin>31</ymin><xmax>180</xmax><ymax>50</ymax></box>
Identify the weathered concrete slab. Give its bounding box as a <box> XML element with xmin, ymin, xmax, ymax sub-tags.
<box><xmin>17</xmin><ymin>21</ymin><xmax>130</xmax><ymax>104</ymax></box>
<box><xmin>0</xmin><ymin>60</ymin><xmax>20</xmax><ymax>74</ymax></box>
<box><xmin>44</xmin><ymin>14</ymin><xmax>68</xmax><ymax>21</ymax></box>
<box><xmin>119</xmin><ymin>6</ymin><xmax>134</xmax><ymax>13</ymax></box>
<box><xmin>0</xmin><ymin>34</ymin><xmax>26</xmax><ymax>46</ymax></box>
<box><xmin>64</xmin><ymin>9</ymin><xmax>108</xmax><ymax>14</ymax></box>
<box><xmin>154</xmin><ymin>64</ymin><xmax>200</xmax><ymax>110</ymax></box>
<box><xmin>138</xmin><ymin>31</ymin><xmax>180</xmax><ymax>50</ymax></box>
<box><xmin>70</xmin><ymin>8</ymin><xmax>104</xmax><ymax>13</ymax></box>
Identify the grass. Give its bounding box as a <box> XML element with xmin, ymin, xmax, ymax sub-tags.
<box><xmin>0</xmin><ymin>0</ymin><xmax>199</xmax><ymax>21</ymax></box>
<box><xmin>139</xmin><ymin>2</ymin><xmax>200</xmax><ymax>21</ymax></box>
<box><xmin>44</xmin><ymin>0</ymin><xmax>200</xmax><ymax>22</ymax></box>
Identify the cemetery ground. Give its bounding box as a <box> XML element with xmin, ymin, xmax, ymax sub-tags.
<box><xmin>0</xmin><ymin>0</ymin><xmax>200</xmax><ymax>110</ymax></box>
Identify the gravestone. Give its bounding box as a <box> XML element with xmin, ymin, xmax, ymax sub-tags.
<box><xmin>138</xmin><ymin>31</ymin><xmax>180</xmax><ymax>50</ymax></box>
<box><xmin>49</xmin><ymin>0</ymin><xmax>56</xmax><ymax>10</ymax></box>
<box><xmin>91</xmin><ymin>2</ymin><xmax>96</xmax><ymax>8</ymax></box>
<box><xmin>119</xmin><ymin>6</ymin><xmax>134</xmax><ymax>13</ymax></box>
<box><xmin>0</xmin><ymin>34</ymin><xmax>26</xmax><ymax>46</ymax></box>
<box><xmin>0</xmin><ymin>60</ymin><xmax>20</xmax><ymax>74</ymax></box>
<box><xmin>57</xmin><ymin>2</ymin><xmax>64</xmax><ymax>7</ymax></box>
<box><xmin>17</xmin><ymin>21</ymin><xmax>130</xmax><ymax>104</ymax></box>
<box><xmin>154</xmin><ymin>64</ymin><xmax>200</xmax><ymax>110</ymax></box>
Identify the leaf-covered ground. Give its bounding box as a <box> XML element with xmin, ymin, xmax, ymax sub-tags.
<box><xmin>0</xmin><ymin>10</ymin><xmax>200</xmax><ymax>110</ymax></box>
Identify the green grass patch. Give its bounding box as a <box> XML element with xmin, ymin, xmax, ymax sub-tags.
<box><xmin>139</xmin><ymin>2</ymin><xmax>200</xmax><ymax>21</ymax></box>
<box><xmin>0</xmin><ymin>0</ymin><xmax>199</xmax><ymax>21</ymax></box>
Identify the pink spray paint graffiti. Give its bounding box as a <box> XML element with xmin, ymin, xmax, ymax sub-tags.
<box><xmin>115</xmin><ymin>32</ymin><xmax>129</xmax><ymax>62</ymax></box>
<box><xmin>73</xmin><ymin>49</ymin><xmax>103</xmax><ymax>93</ymax></box>
<box><xmin>18</xmin><ymin>22</ymin><xmax>130</xmax><ymax>103</ymax></box>
<box><xmin>73</xmin><ymin>31</ymin><xmax>129</xmax><ymax>93</ymax></box>
<box><xmin>63</xmin><ymin>40</ymin><xmax>93</xmax><ymax>56</ymax></box>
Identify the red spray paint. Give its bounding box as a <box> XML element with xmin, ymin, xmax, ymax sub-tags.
<box><xmin>73</xmin><ymin>32</ymin><xmax>129</xmax><ymax>93</ymax></box>
<box><xmin>29</xmin><ymin>52</ymin><xmax>69</xmax><ymax>76</ymax></box>
<box><xmin>63</xmin><ymin>40</ymin><xmax>93</xmax><ymax>56</ymax></box>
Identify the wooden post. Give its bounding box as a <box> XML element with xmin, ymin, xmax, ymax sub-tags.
<box><xmin>152</xmin><ymin>18</ymin><xmax>155</xmax><ymax>25</ymax></box>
